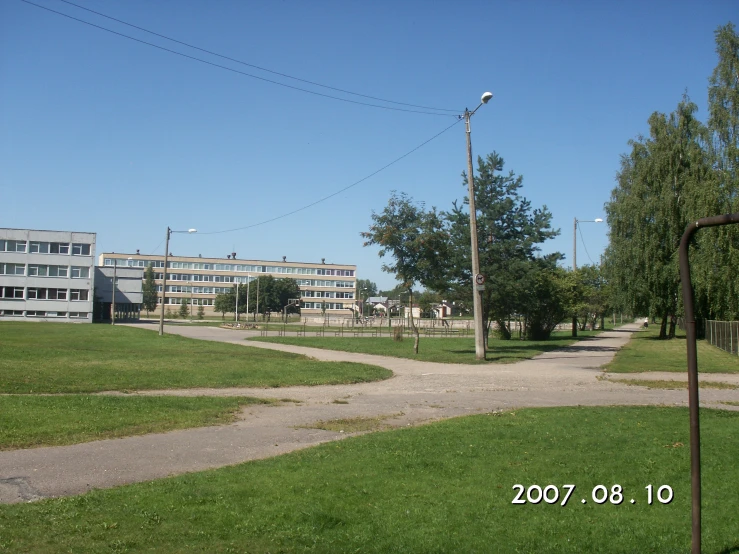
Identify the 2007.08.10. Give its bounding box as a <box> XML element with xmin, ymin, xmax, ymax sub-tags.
<box><xmin>511</xmin><ymin>484</ymin><xmax>673</xmax><ymax>505</ymax></box>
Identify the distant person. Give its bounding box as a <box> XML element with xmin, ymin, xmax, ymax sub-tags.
<box><xmin>643</xmin><ymin>317</ymin><xmax>649</xmax><ymax>329</ymax></box>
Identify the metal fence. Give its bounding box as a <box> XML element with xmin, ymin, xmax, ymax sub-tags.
<box><xmin>705</xmin><ymin>320</ymin><xmax>739</xmax><ymax>356</ymax></box>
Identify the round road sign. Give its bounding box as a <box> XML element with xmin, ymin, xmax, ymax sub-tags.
<box><xmin>475</xmin><ymin>274</ymin><xmax>485</xmax><ymax>285</ymax></box>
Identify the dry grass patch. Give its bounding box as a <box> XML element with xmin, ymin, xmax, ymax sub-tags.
<box><xmin>301</xmin><ymin>413</ymin><xmax>403</xmax><ymax>433</ymax></box>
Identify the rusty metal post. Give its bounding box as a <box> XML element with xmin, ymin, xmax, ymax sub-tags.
<box><xmin>679</xmin><ymin>212</ymin><xmax>739</xmax><ymax>554</ymax></box>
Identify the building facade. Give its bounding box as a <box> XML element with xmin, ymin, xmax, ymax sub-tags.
<box><xmin>0</xmin><ymin>228</ymin><xmax>96</xmax><ymax>322</ymax></box>
<box><xmin>94</xmin><ymin>267</ymin><xmax>144</xmax><ymax>322</ymax></box>
<box><xmin>99</xmin><ymin>253</ymin><xmax>357</xmax><ymax>317</ymax></box>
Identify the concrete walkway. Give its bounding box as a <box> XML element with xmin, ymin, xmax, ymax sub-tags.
<box><xmin>1</xmin><ymin>323</ymin><xmax>736</xmax><ymax>504</ymax></box>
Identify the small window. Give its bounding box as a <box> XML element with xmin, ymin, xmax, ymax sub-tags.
<box><xmin>1</xmin><ymin>240</ymin><xmax>27</xmax><ymax>252</ymax></box>
<box><xmin>72</xmin><ymin>244</ymin><xmax>91</xmax><ymax>256</ymax></box>
<box><xmin>70</xmin><ymin>289</ymin><xmax>89</xmax><ymax>301</ymax></box>
<box><xmin>71</xmin><ymin>267</ymin><xmax>90</xmax><ymax>279</ymax></box>
<box><xmin>50</xmin><ymin>243</ymin><xmax>70</xmax><ymax>254</ymax></box>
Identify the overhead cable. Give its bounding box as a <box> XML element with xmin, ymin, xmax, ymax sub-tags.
<box><xmin>199</xmin><ymin>118</ymin><xmax>463</xmax><ymax>235</ymax></box>
<box><xmin>20</xmin><ymin>0</ymin><xmax>458</xmax><ymax>117</ymax></box>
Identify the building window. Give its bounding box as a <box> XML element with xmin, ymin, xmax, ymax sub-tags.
<box><xmin>50</xmin><ymin>243</ymin><xmax>70</xmax><ymax>254</ymax></box>
<box><xmin>70</xmin><ymin>267</ymin><xmax>90</xmax><ymax>279</ymax></box>
<box><xmin>27</xmin><ymin>265</ymin><xmax>48</xmax><ymax>277</ymax></box>
<box><xmin>49</xmin><ymin>265</ymin><xmax>68</xmax><ymax>277</ymax></box>
<box><xmin>0</xmin><ymin>310</ymin><xmax>24</xmax><ymax>316</ymax></box>
<box><xmin>48</xmin><ymin>289</ymin><xmax>67</xmax><ymax>300</ymax></box>
<box><xmin>71</xmin><ymin>244</ymin><xmax>91</xmax><ymax>256</ymax></box>
<box><xmin>0</xmin><ymin>263</ymin><xmax>25</xmax><ymax>275</ymax></box>
<box><xmin>68</xmin><ymin>312</ymin><xmax>88</xmax><ymax>318</ymax></box>
<box><xmin>0</xmin><ymin>240</ymin><xmax>27</xmax><ymax>252</ymax></box>
<box><xmin>29</xmin><ymin>242</ymin><xmax>50</xmax><ymax>254</ymax></box>
<box><xmin>70</xmin><ymin>289</ymin><xmax>89</xmax><ymax>301</ymax></box>
<box><xmin>1</xmin><ymin>287</ymin><xmax>24</xmax><ymax>299</ymax></box>
<box><xmin>25</xmin><ymin>311</ymin><xmax>47</xmax><ymax>317</ymax></box>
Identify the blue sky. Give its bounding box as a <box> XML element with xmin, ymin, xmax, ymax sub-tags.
<box><xmin>1</xmin><ymin>0</ymin><xmax>735</xmax><ymax>290</ymax></box>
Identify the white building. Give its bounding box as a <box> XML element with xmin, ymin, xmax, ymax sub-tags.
<box><xmin>0</xmin><ymin>228</ymin><xmax>96</xmax><ymax>322</ymax></box>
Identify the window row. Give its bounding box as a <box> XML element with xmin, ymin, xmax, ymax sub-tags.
<box><xmin>301</xmin><ymin>291</ymin><xmax>354</xmax><ymax>299</ymax></box>
<box><xmin>0</xmin><ymin>286</ymin><xmax>89</xmax><ymax>301</ymax></box>
<box><xmin>0</xmin><ymin>264</ymin><xmax>90</xmax><ymax>278</ymax></box>
<box><xmin>0</xmin><ymin>309</ymin><xmax>88</xmax><ymax>318</ymax></box>
<box><xmin>156</xmin><ymin>297</ymin><xmax>214</xmax><ymax>306</ymax></box>
<box><xmin>296</xmin><ymin>279</ymin><xmax>354</xmax><ymax>288</ymax></box>
<box><xmin>103</xmin><ymin>258</ymin><xmax>354</xmax><ymax>277</ymax></box>
<box><xmin>301</xmin><ymin>302</ymin><xmax>345</xmax><ymax>310</ymax></box>
<box><xmin>0</xmin><ymin>240</ymin><xmax>91</xmax><ymax>255</ymax></box>
<box><xmin>156</xmin><ymin>286</ymin><xmax>231</xmax><ymax>294</ymax></box>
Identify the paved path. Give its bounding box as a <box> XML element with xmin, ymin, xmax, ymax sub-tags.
<box><xmin>1</xmin><ymin>323</ymin><xmax>737</xmax><ymax>504</ymax></box>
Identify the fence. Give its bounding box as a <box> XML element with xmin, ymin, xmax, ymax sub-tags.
<box><xmin>705</xmin><ymin>320</ymin><xmax>739</xmax><ymax>356</ymax></box>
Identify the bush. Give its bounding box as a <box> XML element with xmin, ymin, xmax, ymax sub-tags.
<box><xmin>197</xmin><ymin>305</ymin><xmax>205</xmax><ymax>320</ymax></box>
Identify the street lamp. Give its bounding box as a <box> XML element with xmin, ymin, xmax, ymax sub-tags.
<box><xmin>465</xmin><ymin>91</ymin><xmax>493</xmax><ymax>360</ymax></box>
<box><xmin>159</xmin><ymin>227</ymin><xmax>197</xmax><ymax>336</ymax></box>
<box><xmin>362</xmin><ymin>287</ymin><xmax>367</xmax><ymax>320</ymax></box>
<box><xmin>572</xmin><ymin>217</ymin><xmax>603</xmax><ymax>336</ymax></box>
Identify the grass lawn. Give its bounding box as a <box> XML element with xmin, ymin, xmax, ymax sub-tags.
<box><xmin>605</xmin><ymin>325</ymin><xmax>739</xmax><ymax>374</ymax></box>
<box><xmin>0</xmin><ymin>395</ymin><xmax>269</xmax><ymax>450</ymax></box>
<box><xmin>608</xmin><ymin>379</ymin><xmax>739</xmax><ymax>390</ymax></box>
<box><xmin>0</xmin><ymin>407</ymin><xmax>737</xmax><ymax>552</ymax></box>
<box><xmin>248</xmin><ymin>328</ymin><xmax>608</xmax><ymax>364</ymax></box>
<box><xmin>0</xmin><ymin>322</ymin><xmax>391</xmax><ymax>393</ymax></box>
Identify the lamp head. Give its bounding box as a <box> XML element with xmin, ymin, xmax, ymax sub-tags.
<box><xmin>481</xmin><ymin>91</ymin><xmax>493</xmax><ymax>104</ymax></box>
<box><xmin>188</xmin><ymin>229</ymin><xmax>197</xmax><ymax>233</ymax></box>
<box><xmin>595</xmin><ymin>218</ymin><xmax>603</xmax><ymax>223</ymax></box>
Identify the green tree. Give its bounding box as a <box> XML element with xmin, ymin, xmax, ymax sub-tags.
<box><xmin>213</xmin><ymin>293</ymin><xmax>232</xmax><ymax>321</ymax></box>
<box><xmin>142</xmin><ymin>264</ymin><xmax>158</xmax><ymax>315</ymax></box>
<box><xmin>444</xmin><ymin>152</ymin><xmax>559</xmax><ymax>341</ymax></box>
<box><xmin>197</xmin><ymin>304</ymin><xmax>205</xmax><ymax>320</ymax></box>
<box><xmin>362</xmin><ymin>191</ymin><xmax>449</xmax><ymax>353</ymax></box>
<box><xmin>178</xmin><ymin>299</ymin><xmax>189</xmax><ymax>319</ymax></box>
<box><xmin>605</xmin><ymin>97</ymin><xmax>710</xmax><ymax>338</ymax></box>
<box><xmin>416</xmin><ymin>290</ymin><xmax>441</xmax><ymax>318</ymax></box>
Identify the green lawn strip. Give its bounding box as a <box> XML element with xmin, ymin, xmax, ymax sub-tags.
<box><xmin>0</xmin><ymin>322</ymin><xmax>391</xmax><ymax>393</ymax></box>
<box><xmin>2</xmin><ymin>406</ymin><xmax>736</xmax><ymax>553</ymax></box>
<box><xmin>247</xmin><ymin>331</ymin><xmax>606</xmax><ymax>364</ymax></box>
<box><xmin>605</xmin><ymin>325</ymin><xmax>739</xmax><ymax>374</ymax></box>
<box><xmin>608</xmin><ymin>379</ymin><xmax>739</xmax><ymax>390</ymax></box>
<box><xmin>0</xmin><ymin>395</ymin><xmax>270</xmax><ymax>450</ymax></box>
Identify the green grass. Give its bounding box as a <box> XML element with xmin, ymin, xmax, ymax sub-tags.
<box><xmin>0</xmin><ymin>322</ymin><xmax>392</xmax><ymax>393</ymax></box>
<box><xmin>0</xmin><ymin>407</ymin><xmax>737</xmax><ymax>552</ymax></box>
<box><xmin>608</xmin><ymin>379</ymin><xmax>739</xmax><ymax>390</ymax></box>
<box><xmin>248</xmin><ymin>329</ymin><xmax>607</xmax><ymax>364</ymax></box>
<box><xmin>605</xmin><ymin>326</ymin><xmax>739</xmax><ymax>374</ymax></box>
<box><xmin>0</xmin><ymin>395</ymin><xmax>269</xmax><ymax>450</ymax></box>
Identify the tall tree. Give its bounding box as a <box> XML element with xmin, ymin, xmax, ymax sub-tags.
<box><xmin>444</xmin><ymin>152</ymin><xmax>559</xmax><ymax>340</ymax></box>
<box><xmin>605</xmin><ymin>97</ymin><xmax>711</xmax><ymax>337</ymax></box>
<box><xmin>142</xmin><ymin>264</ymin><xmax>158</xmax><ymax>315</ymax></box>
<box><xmin>362</xmin><ymin>192</ymin><xmax>448</xmax><ymax>353</ymax></box>
<box><xmin>178</xmin><ymin>298</ymin><xmax>189</xmax><ymax>319</ymax></box>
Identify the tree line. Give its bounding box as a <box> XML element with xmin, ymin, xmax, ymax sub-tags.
<box><xmin>362</xmin><ymin>151</ymin><xmax>610</xmax><ymax>353</ymax></box>
<box><xmin>604</xmin><ymin>23</ymin><xmax>738</xmax><ymax>338</ymax></box>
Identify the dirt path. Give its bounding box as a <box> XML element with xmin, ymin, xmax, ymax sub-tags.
<box><xmin>1</xmin><ymin>323</ymin><xmax>736</xmax><ymax>504</ymax></box>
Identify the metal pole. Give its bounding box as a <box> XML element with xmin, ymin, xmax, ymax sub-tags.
<box><xmin>158</xmin><ymin>227</ymin><xmax>170</xmax><ymax>336</ymax></box>
<box><xmin>465</xmin><ymin>109</ymin><xmax>486</xmax><ymax>360</ymax></box>
<box><xmin>572</xmin><ymin>217</ymin><xmax>578</xmax><ymax>337</ymax></box>
<box><xmin>111</xmin><ymin>261</ymin><xmax>116</xmax><ymax>325</ymax></box>
<box><xmin>679</xmin><ymin>212</ymin><xmax>739</xmax><ymax>554</ymax></box>
<box><xmin>246</xmin><ymin>273</ymin><xmax>250</xmax><ymax>321</ymax></box>
<box><xmin>235</xmin><ymin>281</ymin><xmax>239</xmax><ymax>323</ymax></box>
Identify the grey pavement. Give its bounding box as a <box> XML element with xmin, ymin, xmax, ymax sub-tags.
<box><xmin>1</xmin><ymin>322</ymin><xmax>737</xmax><ymax>504</ymax></box>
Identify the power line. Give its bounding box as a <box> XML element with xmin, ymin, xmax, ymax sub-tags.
<box><xmin>56</xmin><ymin>0</ymin><xmax>460</xmax><ymax>114</ymax></box>
<box><xmin>199</xmin><ymin>117</ymin><xmax>463</xmax><ymax>235</ymax></box>
<box><xmin>578</xmin><ymin>224</ymin><xmax>595</xmax><ymax>265</ymax></box>
<box><xmin>20</xmin><ymin>0</ymin><xmax>458</xmax><ymax>117</ymax></box>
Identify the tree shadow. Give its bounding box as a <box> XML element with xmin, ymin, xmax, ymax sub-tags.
<box><xmin>717</xmin><ymin>544</ymin><xmax>739</xmax><ymax>554</ymax></box>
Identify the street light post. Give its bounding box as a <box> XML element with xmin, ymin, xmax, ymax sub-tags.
<box><xmin>572</xmin><ymin>217</ymin><xmax>603</xmax><ymax>336</ymax></box>
<box><xmin>111</xmin><ymin>261</ymin><xmax>116</xmax><ymax>325</ymax></box>
<box><xmin>465</xmin><ymin>91</ymin><xmax>493</xmax><ymax>360</ymax></box>
<box><xmin>235</xmin><ymin>281</ymin><xmax>240</xmax><ymax>324</ymax></box>
<box><xmin>159</xmin><ymin>227</ymin><xmax>197</xmax><ymax>336</ymax></box>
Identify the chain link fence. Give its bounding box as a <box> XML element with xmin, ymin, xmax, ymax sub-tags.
<box><xmin>705</xmin><ymin>320</ymin><xmax>739</xmax><ymax>356</ymax></box>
